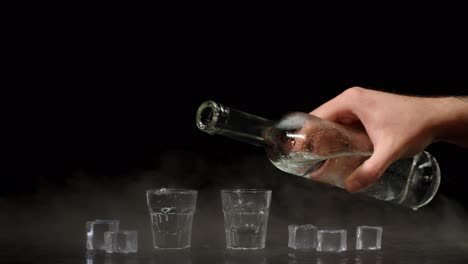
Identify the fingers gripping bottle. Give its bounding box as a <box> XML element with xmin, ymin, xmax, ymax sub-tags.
<box><xmin>196</xmin><ymin>100</ymin><xmax>440</xmax><ymax>210</ymax></box>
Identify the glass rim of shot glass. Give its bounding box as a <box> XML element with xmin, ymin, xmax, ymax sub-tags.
<box><xmin>146</xmin><ymin>188</ymin><xmax>198</xmax><ymax>195</ymax></box>
<box><xmin>221</xmin><ymin>189</ymin><xmax>272</xmax><ymax>194</ymax></box>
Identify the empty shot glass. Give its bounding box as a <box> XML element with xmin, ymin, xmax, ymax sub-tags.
<box><xmin>146</xmin><ymin>188</ymin><xmax>198</xmax><ymax>249</ymax></box>
<box><xmin>221</xmin><ymin>189</ymin><xmax>272</xmax><ymax>250</ymax></box>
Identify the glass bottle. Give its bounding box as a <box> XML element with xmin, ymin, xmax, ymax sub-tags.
<box><xmin>196</xmin><ymin>100</ymin><xmax>441</xmax><ymax>210</ymax></box>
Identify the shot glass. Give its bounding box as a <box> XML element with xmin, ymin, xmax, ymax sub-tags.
<box><xmin>221</xmin><ymin>189</ymin><xmax>272</xmax><ymax>250</ymax></box>
<box><xmin>146</xmin><ymin>188</ymin><xmax>197</xmax><ymax>249</ymax></box>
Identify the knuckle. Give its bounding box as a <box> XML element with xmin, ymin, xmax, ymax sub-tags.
<box><xmin>362</xmin><ymin>163</ymin><xmax>383</xmax><ymax>183</ymax></box>
<box><xmin>343</xmin><ymin>86</ymin><xmax>364</xmax><ymax>98</ymax></box>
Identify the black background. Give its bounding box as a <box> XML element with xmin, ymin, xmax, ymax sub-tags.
<box><xmin>4</xmin><ymin>12</ymin><xmax>467</xmax><ymax>201</ymax></box>
<box><xmin>1</xmin><ymin>6</ymin><xmax>468</xmax><ymax>263</ymax></box>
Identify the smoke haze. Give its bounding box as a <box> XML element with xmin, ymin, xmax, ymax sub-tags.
<box><xmin>1</xmin><ymin>151</ymin><xmax>467</xmax><ymax>255</ymax></box>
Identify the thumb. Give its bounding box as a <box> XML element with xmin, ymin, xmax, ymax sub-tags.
<box><xmin>344</xmin><ymin>147</ymin><xmax>397</xmax><ymax>193</ymax></box>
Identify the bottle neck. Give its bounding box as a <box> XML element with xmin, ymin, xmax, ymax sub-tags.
<box><xmin>196</xmin><ymin>100</ymin><xmax>274</xmax><ymax>146</ymax></box>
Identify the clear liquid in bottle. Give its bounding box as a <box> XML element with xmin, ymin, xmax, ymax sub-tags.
<box><xmin>264</xmin><ymin>112</ymin><xmax>441</xmax><ymax>209</ymax></box>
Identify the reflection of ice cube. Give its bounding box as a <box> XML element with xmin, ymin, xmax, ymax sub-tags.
<box><xmin>355</xmin><ymin>252</ymin><xmax>383</xmax><ymax>264</ymax></box>
<box><xmin>316</xmin><ymin>255</ymin><xmax>348</xmax><ymax>264</ymax></box>
<box><xmin>316</xmin><ymin>230</ymin><xmax>347</xmax><ymax>252</ymax></box>
<box><xmin>356</xmin><ymin>226</ymin><xmax>382</xmax><ymax>250</ymax></box>
<box><xmin>288</xmin><ymin>251</ymin><xmax>316</xmax><ymax>264</ymax></box>
<box><xmin>104</xmin><ymin>230</ymin><xmax>138</xmax><ymax>254</ymax></box>
<box><xmin>86</xmin><ymin>251</ymin><xmax>115</xmax><ymax>264</ymax></box>
<box><xmin>288</xmin><ymin>224</ymin><xmax>318</xmax><ymax>250</ymax></box>
<box><xmin>288</xmin><ymin>251</ymin><xmax>348</xmax><ymax>264</ymax></box>
<box><xmin>86</xmin><ymin>220</ymin><xmax>119</xmax><ymax>251</ymax></box>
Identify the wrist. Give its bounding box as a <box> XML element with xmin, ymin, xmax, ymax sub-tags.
<box><xmin>429</xmin><ymin>96</ymin><xmax>468</xmax><ymax>145</ymax></box>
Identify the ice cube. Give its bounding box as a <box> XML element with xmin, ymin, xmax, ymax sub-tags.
<box><xmin>316</xmin><ymin>230</ymin><xmax>347</xmax><ymax>252</ymax></box>
<box><xmin>288</xmin><ymin>224</ymin><xmax>318</xmax><ymax>250</ymax></box>
<box><xmin>86</xmin><ymin>219</ymin><xmax>119</xmax><ymax>251</ymax></box>
<box><xmin>356</xmin><ymin>226</ymin><xmax>382</xmax><ymax>250</ymax></box>
<box><xmin>104</xmin><ymin>230</ymin><xmax>138</xmax><ymax>254</ymax></box>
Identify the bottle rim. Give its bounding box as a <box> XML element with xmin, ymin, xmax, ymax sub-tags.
<box><xmin>196</xmin><ymin>100</ymin><xmax>220</xmax><ymax>133</ymax></box>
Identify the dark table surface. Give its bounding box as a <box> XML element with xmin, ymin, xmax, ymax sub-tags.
<box><xmin>1</xmin><ymin>245</ymin><xmax>468</xmax><ymax>264</ymax></box>
<box><xmin>2</xmin><ymin>154</ymin><xmax>468</xmax><ymax>264</ymax></box>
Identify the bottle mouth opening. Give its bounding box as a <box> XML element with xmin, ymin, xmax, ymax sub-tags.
<box><xmin>196</xmin><ymin>100</ymin><xmax>219</xmax><ymax>132</ymax></box>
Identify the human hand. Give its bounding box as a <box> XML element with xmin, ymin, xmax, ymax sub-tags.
<box><xmin>310</xmin><ymin>87</ymin><xmax>459</xmax><ymax>192</ymax></box>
